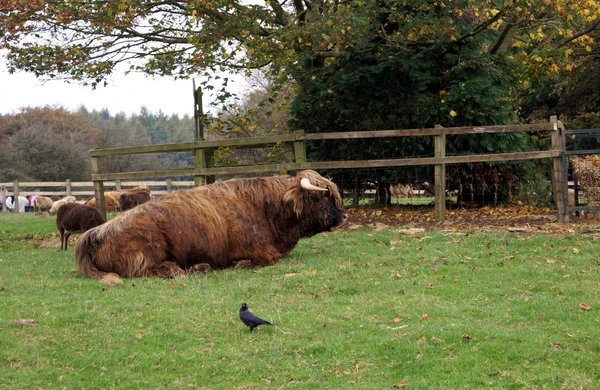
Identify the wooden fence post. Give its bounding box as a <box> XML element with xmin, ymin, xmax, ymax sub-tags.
<box><xmin>13</xmin><ymin>180</ymin><xmax>20</xmax><ymax>213</ymax></box>
<box><xmin>1</xmin><ymin>186</ymin><xmax>7</xmax><ymax>214</ymax></box>
<box><xmin>194</xmin><ymin>147</ymin><xmax>215</xmax><ymax>187</ymax></box>
<box><xmin>166</xmin><ymin>179</ymin><xmax>172</xmax><ymax>194</ymax></box>
<box><xmin>193</xmin><ymin>84</ymin><xmax>215</xmax><ymax>186</ymax></box>
<box><xmin>115</xmin><ymin>179</ymin><xmax>122</xmax><ymax>190</ymax></box>
<box><xmin>294</xmin><ymin>130</ymin><xmax>307</xmax><ymax>171</ymax></box>
<box><xmin>550</xmin><ymin>116</ymin><xmax>566</xmax><ymax>223</ymax></box>
<box><xmin>66</xmin><ymin>179</ymin><xmax>72</xmax><ymax>197</ymax></box>
<box><xmin>91</xmin><ymin>156</ymin><xmax>107</xmax><ymax>220</ymax></box>
<box><xmin>434</xmin><ymin>126</ymin><xmax>446</xmax><ymax>222</ymax></box>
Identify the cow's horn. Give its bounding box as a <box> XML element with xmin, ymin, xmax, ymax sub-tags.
<box><xmin>300</xmin><ymin>178</ymin><xmax>328</xmax><ymax>192</ymax></box>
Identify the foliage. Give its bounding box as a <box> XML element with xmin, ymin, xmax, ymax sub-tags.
<box><xmin>1</xmin><ymin>214</ymin><xmax>600</xmax><ymax>388</ymax></box>
<box><xmin>289</xmin><ymin>15</ymin><xmax>531</xmax><ymax>203</ymax></box>
<box><xmin>0</xmin><ymin>107</ymin><xmax>98</xmax><ymax>182</ymax></box>
<box><xmin>0</xmin><ymin>106</ymin><xmax>195</xmax><ymax>182</ymax></box>
<box><xmin>2</xmin><ymin>0</ymin><xmax>599</xmax><ymax>105</ymax></box>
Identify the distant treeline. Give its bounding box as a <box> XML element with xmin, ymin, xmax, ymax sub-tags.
<box><xmin>0</xmin><ymin>106</ymin><xmax>196</xmax><ymax>182</ymax></box>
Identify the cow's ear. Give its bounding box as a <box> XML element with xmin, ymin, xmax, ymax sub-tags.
<box><xmin>284</xmin><ymin>186</ymin><xmax>304</xmax><ymax>217</ymax></box>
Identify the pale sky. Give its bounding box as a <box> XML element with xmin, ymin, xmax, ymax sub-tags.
<box><xmin>0</xmin><ymin>59</ymin><xmax>241</xmax><ymax>118</ymax></box>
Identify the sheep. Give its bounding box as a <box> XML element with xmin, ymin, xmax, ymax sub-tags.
<box><xmin>56</xmin><ymin>203</ymin><xmax>105</xmax><ymax>251</ymax></box>
<box><xmin>119</xmin><ymin>191</ymin><xmax>151</xmax><ymax>211</ymax></box>
<box><xmin>390</xmin><ymin>184</ymin><xmax>414</xmax><ymax>200</ymax></box>
<box><xmin>34</xmin><ymin>196</ymin><xmax>54</xmax><ymax>213</ymax></box>
<box><xmin>49</xmin><ymin>195</ymin><xmax>77</xmax><ymax>216</ymax></box>
<box><xmin>85</xmin><ymin>186</ymin><xmax>151</xmax><ymax>213</ymax></box>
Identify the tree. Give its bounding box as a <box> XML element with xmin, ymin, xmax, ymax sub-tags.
<box><xmin>0</xmin><ymin>107</ymin><xmax>97</xmax><ymax>181</ymax></box>
<box><xmin>2</xmin><ymin>1</ymin><xmax>599</xmax><ymax>100</ymax></box>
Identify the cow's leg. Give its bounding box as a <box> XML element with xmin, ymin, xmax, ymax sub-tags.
<box><xmin>147</xmin><ymin>261</ymin><xmax>186</xmax><ymax>278</ymax></box>
<box><xmin>248</xmin><ymin>245</ymin><xmax>282</xmax><ymax>267</ymax></box>
<box><xmin>189</xmin><ymin>263</ymin><xmax>212</xmax><ymax>274</ymax></box>
<box><xmin>233</xmin><ymin>260</ymin><xmax>254</xmax><ymax>269</ymax></box>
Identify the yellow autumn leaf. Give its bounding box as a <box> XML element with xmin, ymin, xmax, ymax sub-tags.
<box><xmin>310</xmin><ymin>268</ymin><xmax>317</xmax><ymax>275</ymax></box>
<box><xmin>449</xmin><ymin>110</ymin><xmax>457</xmax><ymax>117</ymax></box>
<box><xmin>572</xmin><ymin>248</ymin><xmax>579</xmax><ymax>254</ymax></box>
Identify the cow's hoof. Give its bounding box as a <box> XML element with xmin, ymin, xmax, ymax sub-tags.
<box><xmin>190</xmin><ymin>263</ymin><xmax>212</xmax><ymax>274</ymax></box>
<box><xmin>233</xmin><ymin>260</ymin><xmax>254</xmax><ymax>270</ymax></box>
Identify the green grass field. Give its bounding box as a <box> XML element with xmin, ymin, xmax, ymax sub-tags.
<box><xmin>1</xmin><ymin>213</ymin><xmax>599</xmax><ymax>389</ymax></box>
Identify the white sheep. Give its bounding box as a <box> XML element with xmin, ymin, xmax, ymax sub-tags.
<box><xmin>49</xmin><ymin>196</ymin><xmax>77</xmax><ymax>215</ymax></box>
<box><xmin>34</xmin><ymin>196</ymin><xmax>54</xmax><ymax>213</ymax></box>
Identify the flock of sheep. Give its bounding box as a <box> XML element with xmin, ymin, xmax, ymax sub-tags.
<box><xmin>36</xmin><ymin>186</ymin><xmax>153</xmax><ymax>251</ymax></box>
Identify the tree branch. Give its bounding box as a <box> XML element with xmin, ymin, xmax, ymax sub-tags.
<box><xmin>557</xmin><ymin>16</ymin><xmax>600</xmax><ymax>48</ymax></box>
<box><xmin>489</xmin><ymin>21</ymin><xmax>515</xmax><ymax>55</ymax></box>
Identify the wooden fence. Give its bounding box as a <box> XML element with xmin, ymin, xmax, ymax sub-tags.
<box><xmin>0</xmin><ymin>180</ymin><xmax>195</xmax><ymax>214</ymax></box>
<box><xmin>1</xmin><ymin>116</ymin><xmax>567</xmax><ymax>222</ymax></box>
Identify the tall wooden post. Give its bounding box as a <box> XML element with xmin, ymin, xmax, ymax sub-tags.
<box><xmin>166</xmin><ymin>179</ymin><xmax>172</xmax><ymax>195</ymax></box>
<box><xmin>434</xmin><ymin>125</ymin><xmax>446</xmax><ymax>222</ymax></box>
<box><xmin>193</xmin><ymin>82</ymin><xmax>215</xmax><ymax>186</ymax></box>
<box><xmin>294</xmin><ymin>130</ymin><xmax>307</xmax><ymax>171</ymax></box>
<box><xmin>91</xmin><ymin>156</ymin><xmax>107</xmax><ymax>220</ymax></box>
<box><xmin>1</xmin><ymin>186</ymin><xmax>7</xmax><ymax>214</ymax></box>
<box><xmin>66</xmin><ymin>179</ymin><xmax>72</xmax><ymax>197</ymax></box>
<box><xmin>13</xmin><ymin>181</ymin><xmax>20</xmax><ymax>213</ymax></box>
<box><xmin>550</xmin><ymin>116</ymin><xmax>566</xmax><ymax>223</ymax></box>
<box><xmin>115</xmin><ymin>179</ymin><xmax>122</xmax><ymax>190</ymax></box>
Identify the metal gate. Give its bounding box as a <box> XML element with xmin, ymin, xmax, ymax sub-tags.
<box><xmin>561</xmin><ymin>127</ymin><xmax>600</xmax><ymax>221</ymax></box>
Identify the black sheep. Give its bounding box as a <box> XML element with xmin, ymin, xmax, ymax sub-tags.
<box><xmin>56</xmin><ymin>203</ymin><xmax>105</xmax><ymax>251</ymax></box>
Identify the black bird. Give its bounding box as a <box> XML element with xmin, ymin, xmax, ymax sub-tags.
<box><xmin>239</xmin><ymin>303</ymin><xmax>272</xmax><ymax>332</ymax></box>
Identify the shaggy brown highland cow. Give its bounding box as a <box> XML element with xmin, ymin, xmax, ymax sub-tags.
<box><xmin>118</xmin><ymin>191</ymin><xmax>151</xmax><ymax>211</ymax></box>
<box><xmin>75</xmin><ymin>170</ymin><xmax>347</xmax><ymax>280</ymax></box>
<box><xmin>85</xmin><ymin>186</ymin><xmax>151</xmax><ymax>213</ymax></box>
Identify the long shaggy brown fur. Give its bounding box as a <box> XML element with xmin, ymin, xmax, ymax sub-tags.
<box><xmin>75</xmin><ymin>170</ymin><xmax>346</xmax><ymax>279</ymax></box>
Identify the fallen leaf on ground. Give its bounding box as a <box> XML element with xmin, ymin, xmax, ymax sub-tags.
<box><xmin>579</xmin><ymin>303</ymin><xmax>591</xmax><ymax>311</ymax></box>
<box><xmin>13</xmin><ymin>319</ymin><xmax>36</xmax><ymax>327</ymax></box>
<box><xmin>397</xmin><ymin>227</ymin><xmax>425</xmax><ymax>235</ymax></box>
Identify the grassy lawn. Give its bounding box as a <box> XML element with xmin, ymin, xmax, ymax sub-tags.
<box><xmin>1</xmin><ymin>212</ymin><xmax>599</xmax><ymax>388</ymax></box>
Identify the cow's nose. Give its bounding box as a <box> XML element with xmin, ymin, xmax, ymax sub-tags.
<box><xmin>343</xmin><ymin>213</ymin><xmax>349</xmax><ymax>222</ymax></box>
